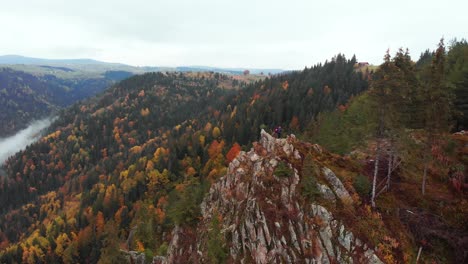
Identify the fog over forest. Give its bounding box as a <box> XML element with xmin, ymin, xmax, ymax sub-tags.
<box><xmin>0</xmin><ymin>118</ymin><xmax>53</xmax><ymax>165</ymax></box>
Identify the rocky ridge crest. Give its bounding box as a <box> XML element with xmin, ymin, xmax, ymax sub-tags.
<box><xmin>163</xmin><ymin>130</ymin><xmax>384</xmax><ymax>263</ymax></box>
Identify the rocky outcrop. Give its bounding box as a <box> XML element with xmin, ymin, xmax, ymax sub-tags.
<box><xmin>121</xmin><ymin>250</ymin><xmax>154</xmax><ymax>264</ymax></box>
<box><xmin>321</xmin><ymin>167</ymin><xmax>352</xmax><ymax>202</ymax></box>
<box><xmin>165</xmin><ymin>130</ymin><xmax>384</xmax><ymax>263</ymax></box>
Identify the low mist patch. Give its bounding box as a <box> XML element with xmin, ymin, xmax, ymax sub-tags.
<box><xmin>0</xmin><ymin>118</ymin><xmax>54</xmax><ymax>165</ymax></box>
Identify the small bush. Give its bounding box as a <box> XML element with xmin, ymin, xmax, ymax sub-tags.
<box><xmin>353</xmin><ymin>174</ymin><xmax>371</xmax><ymax>197</ymax></box>
<box><xmin>206</xmin><ymin>214</ymin><xmax>228</xmax><ymax>263</ymax></box>
<box><xmin>301</xmin><ymin>175</ymin><xmax>320</xmax><ymax>202</ymax></box>
<box><xmin>144</xmin><ymin>248</ymin><xmax>154</xmax><ymax>260</ymax></box>
<box><xmin>301</xmin><ymin>153</ymin><xmax>321</xmax><ymax>201</ymax></box>
<box><xmin>156</xmin><ymin>242</ymin><xmax>168</xmax><ymax>256</ymax></box>
<box><xmin>166</xmin><ymin>179</ymin><xmax>207</xmax><ymax>226</ymax></box>
<box><xmin>274</xmin><ymin>160</ymin><xmax>294</xmax><ymax>177</ymax></box>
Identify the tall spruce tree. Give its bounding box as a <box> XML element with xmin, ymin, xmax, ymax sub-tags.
<box><xmin>369</xmin><ymin>51</ymin><xmax>393</xmax><ymax>207</ymax></box>
<box><xmin>446</xmin><ymin>39</ymin><xmax>468</xmax><ymax>130</ymax></box>
<box><xmin>421</xmin><ymin>38</ymin><xmax>453</xmax><ymax>195</ymax></box>
<box><xmin>369</xmin><ymin>48</ymin><xmax>419</xmax><ymax>206</ymax></box>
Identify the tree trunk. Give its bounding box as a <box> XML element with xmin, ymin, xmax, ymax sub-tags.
<box><xmin>416</xmin><ymin>246</ymin><xmax>423</xmax><ymax>263</ymax></box>
<box><xmin>371</xmin><ymin>140</ymin><xmax>381</xmax><ymax>208</ymax></box>
<box><xmin>372</xmin><ymin>103</ymin><xmax>385</xmax><ymax>208</ymax></box>
<box><xmin>422</xmin><ymin>138</ymin><xmax>432</xmax><ymax>196</ymax></box>
<box><xmin>386</xmin><ymin>151</ymin><xmax>393</xmax><ymax>190</ymax></box>
<box><xmin>422</xmin><ymin>161</ymin><xmax>428</xmax><ymax>196</ymax></box>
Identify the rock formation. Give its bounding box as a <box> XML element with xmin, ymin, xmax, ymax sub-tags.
<box><xmin>162</xmin><ymin>130</ymin><xmax>384</xmax><ymax>263</ymax></box>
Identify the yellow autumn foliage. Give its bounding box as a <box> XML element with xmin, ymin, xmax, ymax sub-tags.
<box><xmin>212</xmin><ymin>126</ymin><xmax>221</xmax><ymax>138</ymax></box>
<box><xmin>140</xmin><ymin>108</ymin><xmax>150</xmax><ymax>117</ymax></box>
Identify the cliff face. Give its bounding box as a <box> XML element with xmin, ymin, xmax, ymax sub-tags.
<box><xmin>164</xmin><ymin>130</ymin><xmax>384</xmax><ymax>263</ymax></box>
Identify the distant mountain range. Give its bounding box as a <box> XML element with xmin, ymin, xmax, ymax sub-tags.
<box><xmin>175</xmin><ymin>65</ymin><xmax>284</xmax><ymax>75</ymax></box>
<box><xmin>0</xmin><ymin>55</ymin><xmax>285</xmax><ymax>75</ymax></box>
<box><xmin>0</xmin><ymin>55</ymin><xmax>122</xmax><ymax>66</ymax></box>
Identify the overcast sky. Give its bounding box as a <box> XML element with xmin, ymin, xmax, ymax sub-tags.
<box><xmin>1</xmin><ymin>0</ymin><xmax>466</xmax><ymax>69</ymax></box>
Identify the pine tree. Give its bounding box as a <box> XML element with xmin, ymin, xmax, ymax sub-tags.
<box><xmin>446</xmin><ymin>39</ymin><xmax>468</xmax><ymax>130</ymax></box>
<box><xmin>369</xmin><ymin>49</ymin><xmax>417</xmax><ymax>206</ymax></box>
<box><xmin>369</xmin><ymin>51</ymin><xmax>393</xmax><ymax>207</ymax></box>
<box><xmin>206</xmin><ymin>213</ymin><xmax>228</xmax><ymax>263</ymax></box>
<box><xmin>421</xmin><ymin>38</ymin><xmax>452</xmax><ymax>195</ymax></box>
<box><xmin>97</xmin><ymin>220</ymin><xmax>126</xmax><ymax>264</ymax></box>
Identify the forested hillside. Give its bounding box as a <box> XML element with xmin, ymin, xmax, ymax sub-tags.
<box><xmin>307</xmin><ymin>40</ymin><xmax>468</xmax><ymax>263</ymax></box>
<box><xmin>0</xmin><ymin>68</ymin><xmax>58</xmax><ymax>136</ymax></box>
<box><xmin>0</xmin><ymin>55</ymin><xmax>368</xmax><ymax>263</ymax></box>
<box><xmin>0</xmin><ymin>68</ymin><xmax>131</xmax><ymax>137</ymax></box>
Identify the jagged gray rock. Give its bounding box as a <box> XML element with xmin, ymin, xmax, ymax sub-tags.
<box><xmin>120</xmin><ymin>250</ymin><xmax>147</xmax><ymax>264</ymax></box>
<box><xmin>317</xmin><ymin>183</ymin><xmax>336</xmax><ymax>202</ymax></box>
<box><xmin>322</xmin><ymin>167</ymin><xmax>352</xmax><ymax>202</ymax></box>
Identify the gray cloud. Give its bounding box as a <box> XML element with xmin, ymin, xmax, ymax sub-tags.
<box><xmin>0</xmin><ymin>0</ymin><xmax>466</xmax><ymax>68</ymax></box>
